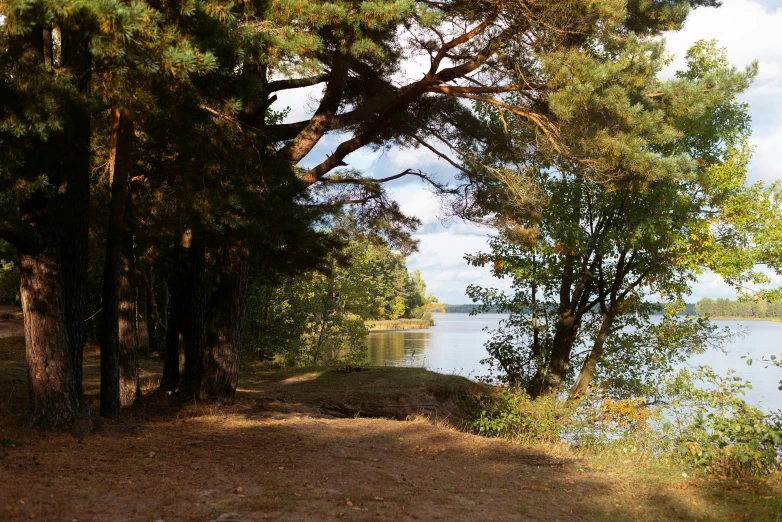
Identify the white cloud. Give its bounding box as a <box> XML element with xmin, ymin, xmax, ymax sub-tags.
<box><xmin>663</xmin><ymin>0</ymin><xmax>782</xmax><ymax>183</ymax></box>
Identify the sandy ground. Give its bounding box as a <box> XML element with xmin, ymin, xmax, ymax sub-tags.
<box><xmin>0</xmin><ymin>337</ymin><xmax>779</xmax><ymax>522</ymax></box>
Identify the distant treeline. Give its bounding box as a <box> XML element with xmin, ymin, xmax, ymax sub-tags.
<box><xmin>441</xmin><ymin>304</ymin><xmax>495</xmax><ymax>313</ymax></box>
<box><xmin>443</xmin><ymin>303</ymin><xmax>696</xmax><ymax>315</ymax></box>
<box><xmin>695</xmin><ymin>298</ymin><xmax>782</xmax><ymax>320</ymax></box>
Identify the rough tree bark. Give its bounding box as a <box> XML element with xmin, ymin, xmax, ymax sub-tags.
<box><xmin>201</xmin><ymin>240</ymin><xmax>251</xmax><ymax>403</ymax></box>
<box><xmin>160</xmin><ymin>228</ymin><xmax>206</xmax><ymax>395</ymax></box>
<box><xmin>98</xmin><ymin>107</ymin><xmax>133</xmax><ymax>416</ymax></box>
<box><xmin>19</xmin><ymin>245</ymin><xmax>81</xmax><ymax>428</ymax></box>
<box><xmin>118</xmin><ymin>188</ymin><xmax>141</xmax><ymax>406</ymax></box>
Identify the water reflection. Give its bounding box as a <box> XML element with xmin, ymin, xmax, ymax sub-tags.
<box><xmin>366</xmin><ymin>331</ymin><xmax>429</xmax><ymax>367</ymax></box>
<box><xmin>364</xmin><ymin>313</ymin><xmax>509</xmax><ymax>378</ymax></box>
<box><xmin>365</xmin><ymin>314</ymin><xmax>782</xmax><ymax>408</ymax></box>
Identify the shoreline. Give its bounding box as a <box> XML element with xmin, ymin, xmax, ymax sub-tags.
<box><xmin>365</xmin><ymin>318</ymin><xmax>434</xmax><ymax>331</ymax></box>
<box><xmin>702</xmin><ymin>316</ymin><xmax>782</xmax><ymax>322</ymax></box>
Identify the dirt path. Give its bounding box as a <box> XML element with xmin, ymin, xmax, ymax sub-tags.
<box><xmin>0</xmin><ymin>338</ymin><xmax>778</xmax><ymax>521</ymax></box>
<box><xmin>0</xmin><ymin>403</ymin><xmax>710</xmax><ymax>522</ymax></box>
<box><xmin>0</xmin><ymin>319</ymin><xmax>23</xmax><ymax>338</ymax></box>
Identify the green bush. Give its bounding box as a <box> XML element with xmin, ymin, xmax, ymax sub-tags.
<box><xmin>463</xmin><ymin>390</ymin><xmax>573</xmax><ymax>445</ymax></box>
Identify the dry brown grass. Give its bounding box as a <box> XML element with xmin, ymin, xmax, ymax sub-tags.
<box><xmin>0</xmin><ymin>337</ymin><xmax>780</xmax><ymax>521</ymax></box>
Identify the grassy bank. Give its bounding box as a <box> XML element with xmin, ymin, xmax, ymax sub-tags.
<box><xmin>365</xmin><ymin>318</ymin><xmax>433</xmax><ymax>331</ymax></box>
<box><xmin>1</xmin><ymin>337</ymin><xmax>780</xmax><ymax>521</ymax></box>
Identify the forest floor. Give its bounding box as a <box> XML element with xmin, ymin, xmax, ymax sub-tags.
<box><xmin>0</xmin><ymin>337</ymin><xmax>780</xmax><ymax>522</ymax></box>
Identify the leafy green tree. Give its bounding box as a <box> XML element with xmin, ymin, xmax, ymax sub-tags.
<box><xmin>467</xmin><ymin>40</ymin><xmax>778</xmax><ymax>399</ymax></box>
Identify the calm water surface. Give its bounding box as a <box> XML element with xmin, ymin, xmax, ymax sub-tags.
<box><xmin>365</xmin><ymin>313</ymin><xmax>782</xmax><ymax>410</ymax></box>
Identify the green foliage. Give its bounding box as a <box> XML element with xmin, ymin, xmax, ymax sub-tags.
<box><xmin>464</xmin><ymin>391</ymin><xmax>573</xmax><ymax>445</ymax></box>
<box><xmin>0</xmin><ymin>438</ymin><xmax>19</xmax><ymax>448</ymax></box>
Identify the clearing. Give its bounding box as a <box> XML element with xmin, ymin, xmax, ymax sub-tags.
<box><xmin>0</xmin><ymin>336</ymin><xmax>780</xmax><ymax>521</ymax></box>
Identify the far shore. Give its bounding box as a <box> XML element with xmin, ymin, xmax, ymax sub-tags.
<box><xmin>701</xmin><ymin>315</ymin><xmax>782</xmax><ymax>322</ymax></box>
<box><xmin>365</xmin><ymin>318</ymin><xmax>434</xmax><ymax>331</ymax></box>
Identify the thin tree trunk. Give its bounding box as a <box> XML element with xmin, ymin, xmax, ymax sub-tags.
<box><xmin>156</xmin><ymin>276</ymin><xmax>169</xmax><ymax>353</ymax></box>
<box><xmin>19</xmin><ymin>247</ymin><xmax>81</xmax><ymax>428</ymax></box>
<box><xmin>118</xmin><ymin>189</ymin><xmax>140</xmax><ymax>406</ymax></box>
<box><xmin>98</xmin><ymin>107</ymin><xmax>133</xmax><ymax>417</ymax></box>
<box><xmin>160</xmin><ymin>240</ymin><xmax>184</xmax><ymax>392</ymax></box>
<box><xmin>136</xmin><ymin>275</ymin><xmax>150</xmax><ymax>357</ymax></box>
<box><xmin>570</xmin><ymin>312</ymin><xmax>615</xmax><ymax>399</ymax></box>
<box><xmin>201</xmin><ymin>240</ymin><xmax>251</xmax><ymax>403</ymax></box>
<box><xmin>179</xmin><ymin>228</ymin><xmax>206</xmax><ymax>398</ymax></box>
<box><xmin>138</xmin><ymin>267</ymin><xmax>164</xmax><ymax>354</ymax></box>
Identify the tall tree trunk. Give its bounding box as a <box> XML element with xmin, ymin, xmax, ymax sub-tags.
<box><xmin>118</xmin><ymin>189</ymin><xmax>140</xmax><ymax>406</ymax></box>
<box><xmin>570</xmin><ymin>312</ymin><xmax>615</xmax><ymax>399</ymax></box>
<box><xmin>10</xmin><ymin>26</ymin><xmax>89</xmax><ymax>428</ymax></box>
<box><xmin>201</xmin><ymin>240</ymin><xmax>251</xmax><ymax>403</ymax></box>
<box><xmin>136</xmin><ymin>274</ymin><xmax>150</xmax><ymax>357</ymax></box>
<box><xmin>160</xmin><ymin>240</ymin><xmax>184</xmax><ymax>392</ymax></box>
<box><xmin>179</xmin><ymin>228</ymin><xmax>206</xmax><ymax>398</ymax></box>
<box><xmin>19</xmin><ymin>246</ymin><xmax>81</xmax><ymax>428</ymax></box>
<box><xmin>98</xmin><ymin>107</ymin><xmax>133</xmax><ymax>417</ymax></box>
<box><xmin>55</xmin><ymin>23</ymin><xmax>92</xmax><ymax>398</ymax></box>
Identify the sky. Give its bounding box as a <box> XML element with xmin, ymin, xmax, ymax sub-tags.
<box><xmin>274</xmin><ymin>0</ymin><xmax>782</xmax><ymax>304</ymax></box>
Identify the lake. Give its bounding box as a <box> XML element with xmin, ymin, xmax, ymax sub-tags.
<box><xmin>365</xmin><ymin>313</ymin><xmax>782</xmax><ymax>411</ymax></box>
